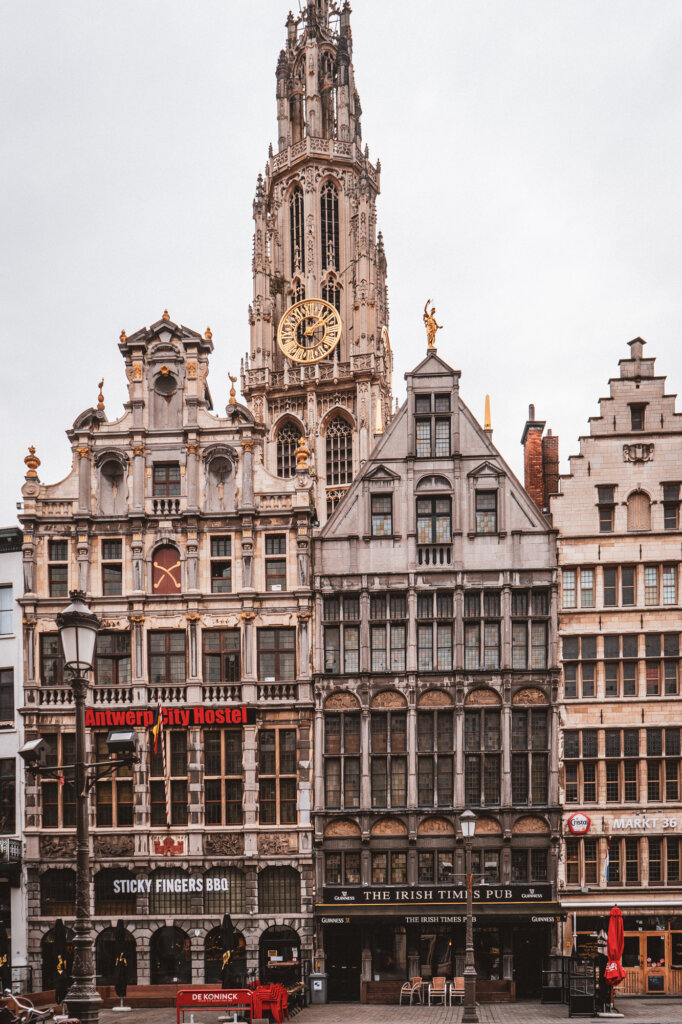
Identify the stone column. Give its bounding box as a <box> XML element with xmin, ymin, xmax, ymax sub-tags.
<box><xmin>501</xmin><ymin>701</ymin><xmax>512</xmax><ymax>807</ymax></box>
<box><xmin>454</xmin><ymin>706</ymin><xmax>465</xmax><ymax>807</ymax></box>
<box><xmin>360</xmin><ymin>709</ymin><xmax>371</xmax><ymax>808</ymax></box>
<box><xmin>298</xmin><ymin>612</ymin><xmax>310</xmax><ymax>679</ymax></box>
<box><xmin>241</xmin><ymin>441</ymin><xmax>255</xmax><ymax>509</ymax></box>
<box><xmin>314</xmin><ymin>707</ymin><xmax>325</xmax><ymax>811</ymax></box>
<box><xmin>241</xmin><ymin>612</ymin><xmax>255</xmax><ymax>679</ymax></box>
<box><xmin>77</xmin><ymin>447</ymin><xmax>91</xmax><ymax>513</ymax></box>
<box><xmin>76</xmin><ymin>533</ymin><xmax>90</xmax><ymax>593</ymax></box>
<box><xmin>131</xmin><ymin>532</ymin><xmax>144</xmax><ymax>593</ymax></box>
<box><xmin>186</xmin><ymin>441</ymin><xmax>200</xmax><ymax>510</ymax></box>
<box><xmin>132</xmin><ymin>445</ymin><xmax>145</xmax><ymax>511</ymax></box>
<box><xmin>407</xmin><ymin>586</ymin><xmax>417</xmax><ymax>672</ymax></box>
<box><xmin>407</xmin><ymin>700</ymin><xmax>417</xmax><ymax>807</ymax></box>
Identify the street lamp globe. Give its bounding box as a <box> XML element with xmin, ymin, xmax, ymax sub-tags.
<box><xmin>56</xmin><ymin>590</ymin><xmax>101</xmax><ymax>672</ymax></box>
<box><xmin>460</xmin><ymin>808</ymin><xmax>477</xmax><ymax>839</ymax></box>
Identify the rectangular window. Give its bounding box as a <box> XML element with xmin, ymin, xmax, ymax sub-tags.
<box><xmin>204</xmin><ymin>729</ymin><xmax>243</xmax><ymax>825</ymax></box>
<box><xmin>371</xmin><ymin>494</ymin><xmax>393</xmax><ymax>536</ymax></box>
<box><xmin>512</xmin><ymin>622</ymin><xmax>528</xmax><ymax>669</ymax></box>
<box><xmin>152</xmin><ymin>462</ymin><xmax>181</xmax><ymax>497</ymax></box>
<box><xmin>258</xmin><ymin>628</ymin><xmax>295</xmax><ymax>681</ymax></box>
<box><xmin>563</xmin><ymin>570</ymin><xmax>576</xmax><ymax>609</ymax></box>
<box><xmin>566</xmin><ymin>839</ymin><xmax>579</xmax><ymax>884</ymax></box>
<box><xmin>40</xmin><ymin>633</ymin><xmax>64</xmax><ymax>686</ymax></box>
<box><xmin>95</xmin><ymin>632</ymin><xmax>131</xmax><ymax>686</ymax></box>
<box><xmin>464</xmin><ymin>623</ymin><xmax>480</xmax><ymax>670</ymax></box>
<box><xmin>663</xmin><ymin>566</ymin><xmax>677</xmax><ymax>605</ymax></box>
<box><xmin>265</xmin><ymin>534</ymin><xmax>287</xmax><ymax>591</ymax></box>
<box><xmin>625</xmin><ymin>838</ymin><xmax>639</xmax><ymax>883</ymax></box>
<box><xmin>416</xmin><ymin>497</ymin><xmax>452</xmax><ymax>545</ymax></box>
<box><xmin>604</xmin><ymin>568</ymin><xmax>617</xmax><ymax>607</ymax></box>
<box><xmin>0</xmin><ymin>759</ymin><xmax>16</xmax><ymax>833</ymax></box>
<box><xmin>48</xmin><ymin>540</ymin><xmax>69</xmax><ymax>597</ymax></box>
<box><xmin>150</xmin><ymin>730</ymin><xmax>188</xmax><ymax>826</ymax></box>
<box><xmin>371</xmin><ymin>712</ymin><xmax>407</xmax><ymax>808</ymax></box>
<box><xmin>415</xmin><ymin>395</ymin><xmax>450</xmax><ymax>457</ymax></box>
<box><xmin>645</xmin><ymin>566</ymin><xmax>659</xmax><ymax>605</ymax></box>
<box><xmin>584</xmin><ymin>839</ymin><xmax>598</xmax><ymax>884</ymax></box>
<box><xmin>630</xmin><ymin>404</ymin><xmax>646</xmax><ymax>430</ymax></box>
<box><xmin>94</xmin><ymin>731</ymin><xmax>133</xmax><ymax>827</ymax></box>
<box><xmin>0</xmin><ymin>587</ymin><xmax>12</xmax><ymax>635</ymax></box>
<box><xmin>101</xmin><ymin>540</ymin><xmax>123</xmax><ymax>596</ymax></box>
<box><xmin>417</xmin><ymin>710</ymin><xmax>454</xmax><ymax>807</ymax></box>
<box><xmin>258</xmin><ymin>728</ymin><xmax>297</xmax><ymax>824</ymax></box>
<box><xmin>663</xmin><ymin>484</ymin><xmax>680</xmax><ymax>530</ymax></box>
<box><xmin>210</xmin><ymin>536</ymin><xmax>232</xmax><ymax>593</ymax></box>
<box><xmin>580</xmin><ymin>569</ymin><xmax>595</xmax><ymax>608</ymax></box>
<box><xmin>475</xmin><ymin>491</ymin><xmax>497</xmax><ymax>534</ymax></box>
<box><xmin>41</xmin><ymin>734</ymin><xmax>76</xmax><ymax>828</ymax></box>
<box><xmin>0</xmin><ymin>669</ymin><xmax>14</xmax><ymax>724</ymax></box>
<box><xmin>149</xmin><ymin>631</ymin><xmax>186</xmax><ymax>686</ymax></box>
<box><xmin>621</xmin><ymin>567</ymin><xmax>636</xmax><ymax>606</ymax></box>
<box><xmin>203</xmin><ymin>630</ymin><xmax>240</xmax><ymax>683</ymax></box>
<box><xmin>598</xmin><ymin>487</ymin><xmax>615</xmax><ymax>533</ymax></box>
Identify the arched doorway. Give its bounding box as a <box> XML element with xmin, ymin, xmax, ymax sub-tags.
<box><xmin>259</xmin><ymin>926</ymin><xmax>301</xmax><ymax>986</ymax></box>
<box><xmin>150</xmin><ymin>926</ymin><xmax>191</xmax><ymax>985</ymax></box>
<box><xmin>41</xmin><ymin>925</ymin><xmax>74</xmax><ymax>991</ymax></box>
<box><xmin>95</xmin><ymin>926</ymin><xmax>137</xmax><ymax>986</ymax></box>
<box><xmin>204</xmin><ymin>927</ymin><xmax>247</xmax><ymax>985</ymax></box>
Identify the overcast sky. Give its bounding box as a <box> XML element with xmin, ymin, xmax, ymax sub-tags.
<box><xmin>2</xmin><ymin>0</ymin><xmax>682</xmax><ymax>527</ymax></box>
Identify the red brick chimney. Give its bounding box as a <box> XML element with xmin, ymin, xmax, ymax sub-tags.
<box><xmin>521</xmin><ymin>404</ymin><xmax>546</xmax><ymax>511</ymax></box>
<box><xmin>542</xmin><ymin>429</ymin><xmax>560</xmax><ymax>507</ymax></box>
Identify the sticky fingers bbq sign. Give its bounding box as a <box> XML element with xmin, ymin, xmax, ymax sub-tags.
<box><xmin>85</xmin><ymin>704</ymin><xmax>255</xmax><ymax>729</ymax></box>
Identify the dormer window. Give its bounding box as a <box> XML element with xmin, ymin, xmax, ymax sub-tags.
<box><xmin>475</xmin><ymin>491</ymin><xmax>497</xmax><ymax>534</ymax></box>
<box><xmin>630</xmin><ymin>404</ymin><xmax>646</xmax><ymax>431</ymax></box>
<box><xmin>415</xmin><ymin>393</ymin><xmax>451</xmax><ymax>457</ymax></box>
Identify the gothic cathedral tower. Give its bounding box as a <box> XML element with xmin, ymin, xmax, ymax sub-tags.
<box><xmin>241</xmin><ymin>0</ymin><xmax>393</xmax><ymax>522</ymax></box>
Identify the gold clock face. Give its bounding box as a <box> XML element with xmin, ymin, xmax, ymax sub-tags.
<box><xmin>277</xmin><ymin>298</ymin><xmax>342</xmax><ymax>364</ymax></box>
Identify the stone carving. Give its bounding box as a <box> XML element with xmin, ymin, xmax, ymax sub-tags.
<box><xmin>474</xmin><ymin>817</ymin><xmax>503</xmax><ymax>836</ymax></box>
<box><xmin>465</xmin><ymin>688</ymin><xmax>502</xmax><ymax>706</ymax></box>
<box><xmin>512</xmin><ymin>815</ymin><xmax>550</xmax><ymax>835</ymax></box>
<box><xmin>370</xmin><ymin>690</ymin><xmax>407</xmax><ymax>709</ymax></box>
<box><xmin>417</xmin><ymin>816</ymin><xmax>455</xmax><ymax>836</ymax></box>
<box><xmin>324</xmin><ymin>691</ymin><xmax>360</xmax><ymax>711</ymax></box>
<box><xmin>512</xmin><ymin>687</ymin><xmax>548</xmax><ymax>706</ymax></box>
<box><xmin>417</xmin><ymin>689</ymin><xmax>453</xmax><ymax>708</ymax></box>
<box><xmin>94</xmin><ymin>834</ymin><xmax>135</xmax><ymax>857</ymax></box>
<box><xmin>40</xmin><ymin>835</ymin><xmax>76</xmax><ymax>858</ymax></box>
<box><xmin>370</xmin><ymin>817</ymin><xmax>408</xmax><ymax>836</ymax></box>
<box><xmin>258</xmin><ymin>832</ymin><xmax>298</xmax><ymax>855</ymax></box>
<box><xmin>205</xmin><ymin>833</ymin><xmax>244</xmax><ymax>856</ymax></box>
<box><xmin>324</xmin><ymin>819</ymin><xmax>361</xmax><ymax>837</ymax></box>
<box><xmin>152</xmin><ymin>835</ymin><xmax>186</xmax><ymax>856</ymax></box>
<box><xmin>623</xmin><ymin>443</ymin><xmax>654</xmax><ymax>463</ymax></box>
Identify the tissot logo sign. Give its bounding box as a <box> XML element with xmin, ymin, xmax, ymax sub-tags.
<box><xmin>567</xmin><ymin>812</ymin><xmax>591</xmax><ymax>835</ymax></box>
<box><xmin>85</xmin><ymin>705</ymin><xmax>254</xmax><ymax>728</ymax></box>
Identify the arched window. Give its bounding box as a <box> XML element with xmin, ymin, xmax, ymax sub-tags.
<box><xmin>150</xmin><ymin>926</ymin><xmax>191</xmax><ymax>985</ymax></box>
<box><xmin>259</xmin><ymin>926</ymin><xmax>301</xmax><ymax>986</ymax></box>
<box><xmin>289</xmin><ymin>186</ymin><xmax>305</xmax><ymax>276</ymax></box>
<box><xmin>321</xmin><ymin>182</ymin><xmax>340</xmax><ymax>271</ymax></box>
<box><xmin>148</xmin><ymin>869</ymin><xmax>192</xmax><ymax>916</ymax></box>
<box><xmin>95</xmin><ymin>926</ymin><xmax>137</xmax><ymax>986</ymax></box>
<box><xmin>202</xmin><ymin>867</ymin><xmax>246</xmax><ymax>915</ymax></box>
<box><xmin>204</xmin><ymin>927</ymin><xmax>246</xmax><ymax>985</ymax></box>
<box><xmin>326</xmin><ymin>416</ymin><xmax>353</xmax><ymax>487</ymax></box>
<box><xmin>322</xmin><ymin>276</ymin><xmax>341</xmax><ymax>316</ymax></box>
<box><xmin>627</xmin><ymin>491</ymin><xmax>651</xmax><ymax>531</ymax></box>
<box><xmin>277</xmin><ymin>422</ymin><xmax>300</xmax><ymax>479</ymax></box>
<box><xmin>94</xmin><ymin>869</ymin><xmax>137</xmax><ymax>916</ymax></box>
<box><xmin>258</xmin><ymin>867</ymin><xmax>300</xmax><ymax>914</ymax></box>
<box><xmin>40</xmin><ymin>870</ymin><xmax>76</xmax><ymax>916</ymax></box>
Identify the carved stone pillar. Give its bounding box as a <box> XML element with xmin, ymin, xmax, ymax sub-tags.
<box><xmin>241</xmin><ymin>519</ymin><xmax>254</xmax><ymax>590</ymax></box>
<box><xmin>314</xmin><ymin>706</ymin><xmax>325</xmax><ymax>811</ymax></box>
<box><xmin>130</xmin><ymin>615</ymin><xmax>145</xmax><ymax>681</ymax></box>
<box><xmin>241</xmin><ymin>441</ymin><xmax>255</xmax><ymax>509</ymax></box>
<box><xmin>360</xmin><ymin>708</ymin><xmax>371</xmax><ymax>808</ymax></box>
<box><xmin>22</xmin><ymin>534</ymin><xmax>35</xmax><ymax>595</ymax></box>
<box><xmin>132</xmin><ymin>445</ymin><xmax>145</xmax><ymax>511</ymax></box>
<box><xmin>131</xmin><ymin>532</ymin><xmax>144</xmax><ymax>593</ymax></box>
<box><xmin>186</xmin><ymin>442</ymin><xmax>200</xmax><ymax>509</ymax></box>
<box><xmin>241</xmin><ymin>612</ymin><xmax>255</xmax><ymax>678</ymax></box>
<box><xmin>186</xmin><ymin>530</ymin><xmax>199</xmax><ymax>592</ymax></box>
<box><xmin>501</xmin><ymin>702</ymin><xmax>512</xmax><ymax>807</ymax></box>
<box><xmin>407</xmin><ymin>701</ymin><xmax>417</xmax><ymax>807</ymax></box>
<box><xmin>77</xmin><ymin>447</ymin><xmax>91</xmax><ymax>513</ymax></box>
<box><xmin>298</xmin><ymin>611</ymin><xmax>310</xmax><ymax>679</ymax></box>
<box><xmin>77</xmin><ymin>532</ymin><xmax>90</xmax><ymax>593</ymax></box>
<box><xmin>243</xmin><ymin>723</ymin><xmax>258</xmax><ymax>828</ymax></box>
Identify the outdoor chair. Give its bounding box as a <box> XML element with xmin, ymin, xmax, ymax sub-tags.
<box><xmin>450</xmin><ymin>977</ymin><xmax>465</xmax><ymax>1005</ymax></box>
<box><xmin>399</xmin><ymin>976</ymin><xmax>423</xmax><ymax>1005</ymax></box>
<box><xmin>428</xmin><ymin>975</ymin><xmax>447</xmax><ymax>1006</ymax></box>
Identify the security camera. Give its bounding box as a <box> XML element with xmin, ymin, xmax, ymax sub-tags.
<box><xmin>106</xmin><ymin>729</ymin><xmax>137</xmax><ymax>757</ymax></box>
<box><xmin>18</xmin><ymin>738</ymin><xmax>47</xmax><ymax>766</ymax></box>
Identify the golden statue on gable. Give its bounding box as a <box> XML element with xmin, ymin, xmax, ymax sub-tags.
<box><xmin>423</xmin><ymin>299</ymin><xmax>442</xmax><ymax>349</ymax></box>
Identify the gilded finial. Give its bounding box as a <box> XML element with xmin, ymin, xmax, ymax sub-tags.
<box><xmin>228</xmin><ymin>373</ymin><xmax>237</xmax><ymax>405</ymax></box>
<box><xmin>97</xmin><ymin>379</ymin><xmax>105</xmax><ymax>412</ymax></box>
<box><xmin>24</xmin><ymin>446</ymin><xmax>41</xmax><ymax>479</ymax></box>
<box><xmin>484</xmin><ymin>394</ymin><xmax>492</xmax><ymax>431</ymax></box>
<box><xmin>205</xmin><ymin>326</ymin><xmax>213</xmax><ymax>341</ymax></box>
<box><xmin>120</xmin><ymin>329</ymin><xmax>127</xmax><ymax>343</ymax></box>
<box><xmin>162</xmin><ymin>309</ymin><xmax>170</xmax><ymax>321</ymax></box>
<box><xmin>295</xmin><ymin>435</ymin><xmax>311</xmax><ymax>471</ymax></box>
<box><xmin>423</xmin><ymin>300</ymin><xmax>442</xmax><ymax>350</ymax></box>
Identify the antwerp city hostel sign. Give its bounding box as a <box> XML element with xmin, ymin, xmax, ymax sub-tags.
<box><xmin>85</xmin><ymin>704</ymin><xmax>254</xmax><ymax>728</ymax></box>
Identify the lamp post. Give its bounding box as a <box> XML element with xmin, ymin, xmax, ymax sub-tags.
<box><xmin>460</xmin><ymin>809</ymin><xmax>478</xmax><ymax>1024</ymax></box>
<box><xmin>56</xmin><ymin>590</ymin><xmax>102</xmax><ymax>1024</ymax></box>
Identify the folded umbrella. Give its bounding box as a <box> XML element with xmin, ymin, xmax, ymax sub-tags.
<box><xmin>0</xmin><ymin>922</ymin><xmax>11</xmax><ymax>992</ymax></box>
<box><xmin>606</xmin><ymin>906</ymin><xmax>626</xmax><ymax>987</ymax></box>
<box><xmin>114</xmin><ymin>921</ymin><xmax>128</xmax><ymax>1000</ymax></box>
<box><xmin>221</xmin><ymin>914</ymin><xmax>235</xmax><ymax>990</ymax></box>
<box><xmin>53</xmin><ymin>919</ymin><xmax>70</xmax><ymax>1006</ymax></box>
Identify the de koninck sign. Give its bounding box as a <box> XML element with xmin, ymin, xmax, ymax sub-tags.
<box><xmin>317</xmin><ymin>884</ymin><xmax>562</xmax><ymax>921</ymax></box>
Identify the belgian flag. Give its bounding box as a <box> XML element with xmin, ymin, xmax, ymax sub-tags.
<box><xmin>151</xmin><ymin>699</ymin><xmax>163</xmax><ymax>755</ymax></box>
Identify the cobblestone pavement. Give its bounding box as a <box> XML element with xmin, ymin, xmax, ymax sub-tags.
<box><xmin>100</xmin><ymin>997</ymin><xmax>682</xmax><ymax>1024</ymax></box>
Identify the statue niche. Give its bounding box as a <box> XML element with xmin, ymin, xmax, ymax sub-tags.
<box><xmin>205</xmin><ymin>450</ymin><xmax>237</xmax><ymax>513</ymax></box>
<box><xmin>98</xmin><ymin>454</ymin><xmax>128</xmax><ymax>516</ymax></box>
<box><xmin>150</xmin><ymin>369</ymin><xmax>182</xmax><ymax>429</ymax></box>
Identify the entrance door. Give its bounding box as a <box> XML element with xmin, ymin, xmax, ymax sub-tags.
<box><xmin>644</xmin><ymin>933</ymin><xmax>666</xmax><ymax>993</ymax></box>
<box><xmin>325</xmin><ymin>927</ymin><xmax>361</xmax><ymax>1001</ymax></box>
<box><xmin>513</xmin><ymin>926</ymin><xmax>547</xmax><ymax>998</ymax></box>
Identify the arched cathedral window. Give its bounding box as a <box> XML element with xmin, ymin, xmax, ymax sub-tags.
<box><xmin>277</xmin><ymin>423</ymin><xmax>299</xmax><ymax>479</ymax></box>
<box><xmin>321</xmin><ymin>182</ymin><xmax>340</xmax><ymax>271</ymax></box>
<box><xmin>289</xmin><ymin>186</ymin><xmax>305</xmax><ymax>276</ymax></box>
<box><xmin>322</xmin><ymin>275</ymin><xmax>341</xmax><ymax>316</ymax></box>
<box><xmin>326</xmin><ymin>416</ymin><xmax>353</xmax><ymax>490</ymax></box>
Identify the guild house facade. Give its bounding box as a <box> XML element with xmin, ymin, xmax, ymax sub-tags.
<box><xmin>312</xmin><ymin>348</ymin><xmax>561</xmax><ymax>1002</ymax></box>
<box><xmin>552</xmin><ymin>339</ymin><xmax>682</xmax><ymax>997</ymax></box>
<box><xmin>18</xmin><ymin>316</ymin><xmax>316</xmax><ymax>989</ymax></box>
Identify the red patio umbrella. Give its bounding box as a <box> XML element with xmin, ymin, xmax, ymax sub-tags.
<box><xmin>605</xmin><ymin>906</ymin><xmax>626</xmax><ymax>991</ymax></box>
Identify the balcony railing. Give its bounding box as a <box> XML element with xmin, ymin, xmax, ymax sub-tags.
<box><xmin>417</xmin><ymin>544</ymin><xmax>452</xmax><ymax>566</ymax></box>
<box><xmin>202</xmin><ymin>683</ymin><xmax>242</xmax><ymax>702</ymax></box>
<box><xmin>150</xmin><ymin>497</ymin><xmax>183</xmax><ymax>516</ymax></box>
<box><xmin>257</xmin><ymin>682</ymin><xmax>297</xmax><ymax>701</ymax></box>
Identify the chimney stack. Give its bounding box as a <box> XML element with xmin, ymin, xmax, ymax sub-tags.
<box><xmin>521</xmin><ymin>404</ymin><xmax>559</xmax><ymax>512</ymax></box>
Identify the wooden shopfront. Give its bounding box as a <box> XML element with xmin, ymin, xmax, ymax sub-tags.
<box><xmin>575</xmin><ymin>914</ymin><xmax>682</xmax><ymax>996</ymax></box>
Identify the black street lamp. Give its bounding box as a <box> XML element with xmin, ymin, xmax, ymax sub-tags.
<box><xmin>20</xmin><ymin>593</ymin><xmax>137</xmax><ymax>1024</ymax></box>
<box><xmin>460</xmin><ymin>809</ymin><xmax>478</xmax><ymax>1024</ymax></box>
<box><xmin>56</xmin><ymin>590</ymin><xmax>102</xmax><ymax>1024</ymax></box>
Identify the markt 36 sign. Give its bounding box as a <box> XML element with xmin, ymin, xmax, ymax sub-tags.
<box><xmin>85</xmin><ymin>705</ymin><xmax>254</xmax><ymax>728</ymax></box>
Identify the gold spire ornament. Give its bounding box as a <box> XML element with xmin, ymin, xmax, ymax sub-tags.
<box><xmin>97</xmin><ymin>379</ymin><xmax>105</xmax><ymax>412</ymax></box>
<box><xmin>423</xmin><ymin>300</ymin><xmax>442</xmax><ymax>349</ymax></box>
<box><xmin>295</xmin><ymin>435</ymin><xmax>311</xmax><ymax>470</ymax></box>
<box><xmin>162</xmin><ymin>309</ymin><xmax>170</xmax><ymax>321</ymax></box>
<box><xmin>205</xmin><ymin>326</ymin><xmax>213</xmax><ymax>341</ymax></box>
<box><xmin>120</xmin><ymin>329</ymin><xmax>127</xmax><ymax>343</ymax></box>
<box><xmin>24</xmin><ymin>446</ymin><xmax>41</xmax><ymax>478</ymax></box>
<box><xmin>228</xmin><ymin>373</ymin><xmax>238</xmax><ymax>405</ymax></box>
<box><xmin>484</xmin><ymin>394</ymin><xmax>492</xmax><ymax>430</ymax></box>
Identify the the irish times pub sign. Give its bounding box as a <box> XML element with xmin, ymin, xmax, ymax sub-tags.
<box><xmin>317</xmin><ymin>884</ymin><xmax>561</xmax><ymax>922</ymax></box>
